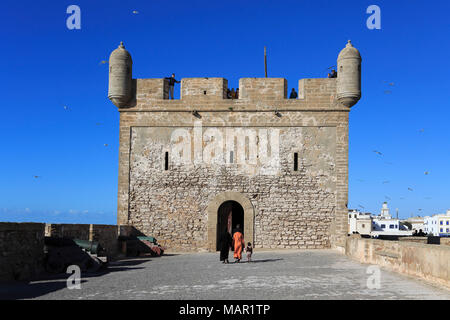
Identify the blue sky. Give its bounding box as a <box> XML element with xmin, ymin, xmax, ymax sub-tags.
<box><xmin>0</xmin><ymin>0</ymin><xmax>449</xmax><ymax>224</ymax></box>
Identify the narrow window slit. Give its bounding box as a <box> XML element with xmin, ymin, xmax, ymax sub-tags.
<box><xmin>164</xmin><ymin>152</ymin><xmax>169</xmax><ymax>170</ymax></box>
<box><xmin>294</xmin><ymin>153</ymin><xmax>298</xmax><ymax>171</ymax></box>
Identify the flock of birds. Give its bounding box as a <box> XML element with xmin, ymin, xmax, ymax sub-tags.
<box><xmin>355</xmin><ymin>124</ymin><xmax>432</xmax><ymax>214</ymax></box>
<box><xmin>383</xmin><ymin>80</ymin><xmax>395</xmax><ymax>94</ymax></box>
<box><xmin>32</xmin><ymin>100</ymin><xmax>112</xmax><ymax>180</ymax></box>
<box><xmin>43</xmin><ymin>31</ymin><xmax>434</xmax><ymax>217</ymax></box>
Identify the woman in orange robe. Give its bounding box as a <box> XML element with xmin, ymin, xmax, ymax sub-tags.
<box><xmin>232</xmin><ymin>224</ymin><xmax>245</xmax><ymax>263</ymax></box>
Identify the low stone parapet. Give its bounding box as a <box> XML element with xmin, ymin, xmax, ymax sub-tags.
<box><xmin>0</xmin><ymin>222</ymin><xmax>45</xmax><ymax>281</ymax></box>
<box><xmin>398</xmin><ymin>237</ymin><xmax>428</xmax><ymax>244</ymax></box>
<box><xmin>46</xmin><ymin>223</ymin><xmax>119</xmax><ymax>259</ymax></box>
<box><xmin>346</xmin><ymin>236</ymin><xmax>450</xmax><ymax>289</ymax></box>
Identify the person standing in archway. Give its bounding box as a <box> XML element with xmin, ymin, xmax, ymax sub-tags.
<box><xmin>219</xmin><ymin>231</ymin><xmax>232</xmax><ymax>264</ymax></box>
<box><xmin>232</xmin><ymin>224</ymin><xmax>245</xmax><ymax>263</ymax></box>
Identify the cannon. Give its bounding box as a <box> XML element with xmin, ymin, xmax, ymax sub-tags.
<box><xmin>118</xmin><ymin>235</ymin><xmax>165</xmax><ymax>257</ymax></box>
<box><xmin>136</xmin><ymin>236</ymin><xmax>157</xmax><ymax>244</ymax></box>
<box><xmin>44</xmin><ymin>237</ymin><xmax>107</xmax><ymax>274</ymax></box>
<box><xmin>73</xmin><ymin>239</ymin><xmax>103</xmax><ymax>255</ymax></box>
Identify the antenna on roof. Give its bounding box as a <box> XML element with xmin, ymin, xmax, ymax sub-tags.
<box><xmin>264</xmin><ymin>46</ymin><xmax>268</xmax><ymax>78</ymax></box>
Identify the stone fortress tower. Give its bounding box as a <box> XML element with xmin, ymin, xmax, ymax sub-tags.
<box><xmin>108</xmin><ymin>41</ymin><xmax>361</xmax><ymax>252</ymax></box>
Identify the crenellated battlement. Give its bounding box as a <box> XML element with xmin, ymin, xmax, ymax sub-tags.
<box><xmin>109</xmin><ymin>40</ymin><xmax>361</xmax><ymax>110</ymax></box>
<box><xmin>132</xmin><ymin>77</ymin><xmax>338</xmax><ymax>108</ymax></box>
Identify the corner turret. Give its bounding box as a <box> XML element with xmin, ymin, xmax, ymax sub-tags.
<box><xmin>108</xmin><ymin>42</ymin><xmax>133</xmax><ymax>107</ymax></box>
<box><xmin>337</xmin><ymin>40</ymin><xmax>361</xmax><ymax>107</ymax></box>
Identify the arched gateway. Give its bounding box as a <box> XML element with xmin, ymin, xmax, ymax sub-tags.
<box><xmin>206</xmin><ymin>192</ymin><xmax>254</xmax><ymax>252</ymax></box>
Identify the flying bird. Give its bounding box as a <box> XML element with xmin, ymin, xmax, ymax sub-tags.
<box><xmin>419</xmin><ymin>128</ymin><xmax>425</xmax><ymax>133</ymax></box>
<box><xmin>33</xmin><ymin>175</ymin><xmax>41</xmax><ymax>179</ymax></box>
<box><xmin>408</xmin><ymin>187</ymin><xmax>413</xmax><ymax>191</ymax></box>
<box><xmin>373</xmin><ymin>150</ymin><xmax>383</xmax><ymax>156</ymax></box>
<box><xmin>132</xmin><ymin>10</ymin><xmax>139</xmax><ymax>14</ymax></box>
<box><xmin>104</xmin><ymin>144</ymin><xmax>108</xmax><ymax>147</ymax></box>
<box><xmin>99</xmin><ymin>60</ymin><xmax>108</xmax><ymax>65</ymax></box>
<box><xmin>63</xmin><ymin>105</ymin><xmax>70</xmax><ymax>111</ymax></box>
<box><xmin>424</xmin><ymin>171</ymin><xmax>430</xmax><ymax>175</ymax></box>
<box><xmin>95</xmin><ymin>122</ymin><xmax>103</xmax><ymax>126</ymax></box>
<box><xmin>382</xmin><ymin>180</ymin><xmax>390</xmax><ymax>184</ymax></box>
<box><xmin>385</xmin><ymin>196</ymin><xmax>391</xmax><ymax>200</ymax></box>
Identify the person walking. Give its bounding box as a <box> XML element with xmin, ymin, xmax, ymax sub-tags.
<box><xmin>232</xmin><ymin>225</ymin><xmax>245</xmax><ymax>263</ymax></box>
<box><xmin>245</xmin><ymin>242</ymin><xmax>253</xmax><ymax>262</ymax></box>
<box><xmin>219</xmin><ymin>231</ymin><xmax>232</xmax><ymax>264</ymax></box>
<box><xmin>165</xmin><ymin>73</ymin><xmax>180</xmax><ymax>99</ymax></box>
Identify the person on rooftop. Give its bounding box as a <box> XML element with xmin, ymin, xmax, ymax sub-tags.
<box><xmin>165</xmin><ymin>73</ymin><xmax>180</xmax><ymax>99</ymax></box>
<box><xmin>289</xmin><ymin>88</ymin><xmax>298</xmax><ymax>99</ymax></box>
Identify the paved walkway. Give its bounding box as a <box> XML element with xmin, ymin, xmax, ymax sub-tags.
<box><xmin>1</xmin><ymin>249</ymin><xmax>449</xmax><ymax>300</ymax></box>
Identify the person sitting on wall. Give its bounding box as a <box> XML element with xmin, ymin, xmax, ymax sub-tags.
<box><xmin>230</xmin><ymin>88</ymin><xmax>236</xmax><ymax>99</ymax></box>
<box><xmin>289</xmin><ymin>88</ymin><xmax>298</xmax><ymax>99</ymax></box>
<box><xmin>328</xmin><ymin>69</ymin><xmax>337</xmax><ymax>78</ymax></box>
<box><xmin>165</xmin><ymin>73</ymin><xmax>181</xmax><ymax>100</ymax></box>
<box><xmin>417</xmin><ymin>229</ymin><xmax>426</xmax><ymax>237</ymax></box>
<box><xmin>235</xmin><ymin>88</ymin><xmax>239</xmax><ymax>99</ymax></box>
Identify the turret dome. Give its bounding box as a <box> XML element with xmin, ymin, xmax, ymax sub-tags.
<box><xmin>338</xmin><ymin>40</ymin><xmax>361</xmax><ymax>60</ymax></box>
<box><xmin>336</xmin><ymin>40</ymin><xmax>362</xmax><ymax>108</ymax></box>
<box><xmin>108</xmin><ymin>41</ymin><xmax>133</xmax><ymax>108</ymax></box>
<box><xmin>109</xmin><ymin>42</ymin><xmax>132</xmax><ymax>62</ymax></box>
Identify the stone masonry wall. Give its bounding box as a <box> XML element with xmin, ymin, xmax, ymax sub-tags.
<box><xmin>181</xmin><ymin>78</ymin><xmax>228</xmax><ymax>100</ymax></box>
<box><xmin>0</xmin><ymin>223</ymin><xmax>45</xmax><ymax>281</ymax></box>
<box><xmin>45</xmin><ymin>223</ymin><xmax>90</xmax><ymax>239</ymax></box>
<box><xmin>117</xmin><ymin>77</ymin><xmax>350</xmax><ymax>252</ymax></box>
<box><xmin>90</xmin><ymin>224</ymin><xmax>119</xmax><ymax>258</ymax></box>
<box><xmin>128</xmin><ymin>126</ymin><xmax>336</xmax><ymax>251</ymax></box>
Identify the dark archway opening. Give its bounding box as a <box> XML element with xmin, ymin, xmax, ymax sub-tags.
<box><xmin>216</xmin><ymin>201</ymin><xmax>244</xmax><ymax>251</ymax></box>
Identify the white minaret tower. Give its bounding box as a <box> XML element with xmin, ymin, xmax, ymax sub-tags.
<box><xmin>380</xmin><ymin>202</ymin><xmax>391</xmax><ymax>218</ymax></box>
<box><xmin>337</xmin><ymin>40</ymin><xmax>362</xmax><ymax>107</ymax></box>
<box><xmin>108</xmin><ymin>42</ymin><xmax>133</xmax><ymax>107</ymax></box>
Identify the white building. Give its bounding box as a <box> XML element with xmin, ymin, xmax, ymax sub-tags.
<box><xmin>348</xmin><ymin>209</ymin><xmax>372</xmax><ymax>236</ymax></box>
<box><xmin>371</xmin><ymin>202</ymin><xmax>412</xmax><ymax>237</ymax></box>
<box><xmin>406</xmin><ymin>216</ymin><xmax>425</xmax><ymax>233</ymax></box>
<box><xmin>424</xmin><ymin>210</ymin><xmax>450</xmax><ymax>236</ymax></box>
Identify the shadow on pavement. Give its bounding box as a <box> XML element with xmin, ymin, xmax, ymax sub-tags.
<box><xmin>0</xmin><ymin>280</ymin><xmax>87</xmax><ymax>300</ymax></box>
<box><xmin>229</xmin><ymin>258</ymin><xmax>284</xmax><ymax>264</ymax></box>
<box><xmin>0</xmin><ymin>257</ymin><xmax>153</xmax><ymax>300</ymax></box>
<box><xmin>247</xmin><ymin>258</ymin><xmax>284</xmax><ymax>263</ymax></box>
